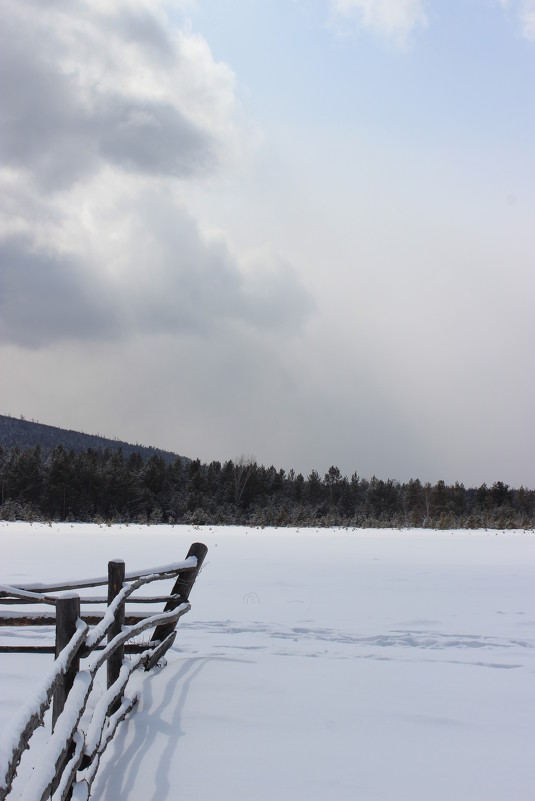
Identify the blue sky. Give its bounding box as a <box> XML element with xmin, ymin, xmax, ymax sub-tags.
<box><xmin>185</xmin><ymin>0</ymin><xmax>532</xmax><ymax>138</ymax></box>
<box><xmin>1</xmin><ymin>0</ymin><xmax>534</xmax><ymax>486</ymax></box>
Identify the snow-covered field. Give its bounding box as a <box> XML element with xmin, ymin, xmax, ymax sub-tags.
<box><xmin>1</xmin><ymin>523</ymin><xmax>534</xmax><ymax>800</ymax></box>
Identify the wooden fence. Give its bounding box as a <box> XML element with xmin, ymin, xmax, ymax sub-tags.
<box><xmin>0</xmin><ymin>542</ymin><xmax>207</xmax><ymax>801</ymax></box>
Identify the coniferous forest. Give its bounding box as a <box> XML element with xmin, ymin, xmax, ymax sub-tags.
<box><xmin>1</xmin><ymin>441</ymin><xmax>533</xmax><ymax>529</ymax></box>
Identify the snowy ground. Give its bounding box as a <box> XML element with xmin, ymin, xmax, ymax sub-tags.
<box><xmin>1</xmin><ymin>523</ymin><xmax>534</xmax><ymax>800</ymax></box>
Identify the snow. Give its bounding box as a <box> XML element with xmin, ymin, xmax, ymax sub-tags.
<box><xmin>15</xmin><ymin>559</ymin><xmax>197</xmax><ymax>593</ymax></box>
<box><xmin>1</xmin><ymin>522</ymin><xmax>534</xmax><ymax>800</ymax></box>
<box><xmin>0</xmin><ymin>617</ymin><xmax>87</xmax><ymax>795</ymax></box>
<box><xmin>84</xmin><ymin>584</ymin><xmax>135</xmax><ymax>651</ymax></box>
<box><xmin>85</xmin><ymin>660</ymin><xmax>143</xmax><ymax>759</ymax></box>
<box><xmin>0</xmin><ymin>586</ymin><xmax>55</xmax><ymax>604</ymax></box>
<box><xmin>23</xmin><ymin>670</ymin><xmax>92</xmax><ymax>801</ymax></box>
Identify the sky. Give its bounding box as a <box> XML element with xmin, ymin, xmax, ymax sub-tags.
<box><xmin>0</xmin><ymin>0</ymin><xmax>534</xmax><ymax>488</ymax></box>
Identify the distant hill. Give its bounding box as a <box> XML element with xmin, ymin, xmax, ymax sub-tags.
<box><xmin>0</xmin><ymin>414</ymin><xmax>189</xmax><ymax>465</ymax></box>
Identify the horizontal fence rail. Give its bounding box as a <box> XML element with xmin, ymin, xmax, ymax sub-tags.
<box><xmin>0</xmin><ymin>542</ymin><xmax>207</xmax><ymax>801</ymax></box>
<box><xmin>0</xmin><ymin>559</ymin><xmax>198</xmax><ymax>595</ymax></box>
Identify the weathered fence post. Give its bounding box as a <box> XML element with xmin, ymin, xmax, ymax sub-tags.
<box><xmin>107</xmin><ymin>560</ymin><xmax>125</xmax><ymax>713</ymax></box>
<box><xmin>148</xmin><ymin>542</ymin><xmax>208</xmax><ymax>656</ymax></box>
<box><xmin>52</xmin><ymin>593</ymin><xmax>81</xmax><ymax>731</ymax></box>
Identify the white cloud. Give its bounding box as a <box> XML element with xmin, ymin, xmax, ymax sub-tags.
<box><xmin>499</xmin><ymin>0</ymin><xmax>535</xmax><ymax>40</ymax></box>
<box><xmin>518</xmin><ymin>0</ymin><xmax>535</xmax><ymax>39</ymax></box>
<box><xmin>330</xmin><ymin>0</ymin><xmax>428</xmax><ymax>47</ymax></box>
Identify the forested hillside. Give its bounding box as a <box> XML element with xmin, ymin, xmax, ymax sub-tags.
<box><xmin>0</xmin><ymin>439</ymin><xmax>533</xmax><ymax>528</ymax></box>
<box><xmin>0</xmin><ymin>414</ymin><xmax>186</xmax><ymax>465</ymax></box>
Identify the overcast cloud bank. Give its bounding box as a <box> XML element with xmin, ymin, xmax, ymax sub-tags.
<box><xmin>1</xmin><ymin>0</ymin><xmax>534</xmax><ymax>488</ymax></box>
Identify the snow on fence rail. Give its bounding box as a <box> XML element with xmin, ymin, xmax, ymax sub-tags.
<box><xmin>0</xmin><ymin>542</ymin><xmax>207</xmax><ymax>801</ymax></box>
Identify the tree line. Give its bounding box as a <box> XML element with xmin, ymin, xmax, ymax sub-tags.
<box><xmin>1</xmin><ymin>444</ymin><xmax>533</xmax><ymax>529</ymax></box>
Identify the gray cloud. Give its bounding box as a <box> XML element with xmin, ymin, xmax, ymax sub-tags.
<box><xmin>0</xmin><ymin>27</ymin><xmax>94</xmax><ymax>189</ymax></box>
<box><xmin>99</xmin><ymin>101</ymin><xmax>214</xmax><ymax>178</ymax></box>
<box><xmin>0</xmin><ymin>5</ymin><xmax>214</xmax><ymax>189</ymax></box>
<box><xmin>0</xmin><ymin>196</ymin><xmax>312</xmax><ymax>348</ymax></box>
<box><xmin>125</xmin><ymin>194</ymin><xmax>312</xmax><ymax>338</ymax></box>
<box><xmin>108</xmin><ymin>6</ymin><xmax>176</xmax><ymax>63</ymax></box>
<box><xmin>0</xmin><ymin>235</ymin><xmax>120</xmax><ymax>348</ymax></box>
<box><xmin>0</xmin><ymin>0</ymin><xmax>311</xmax><ymax>349</ymax></box>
